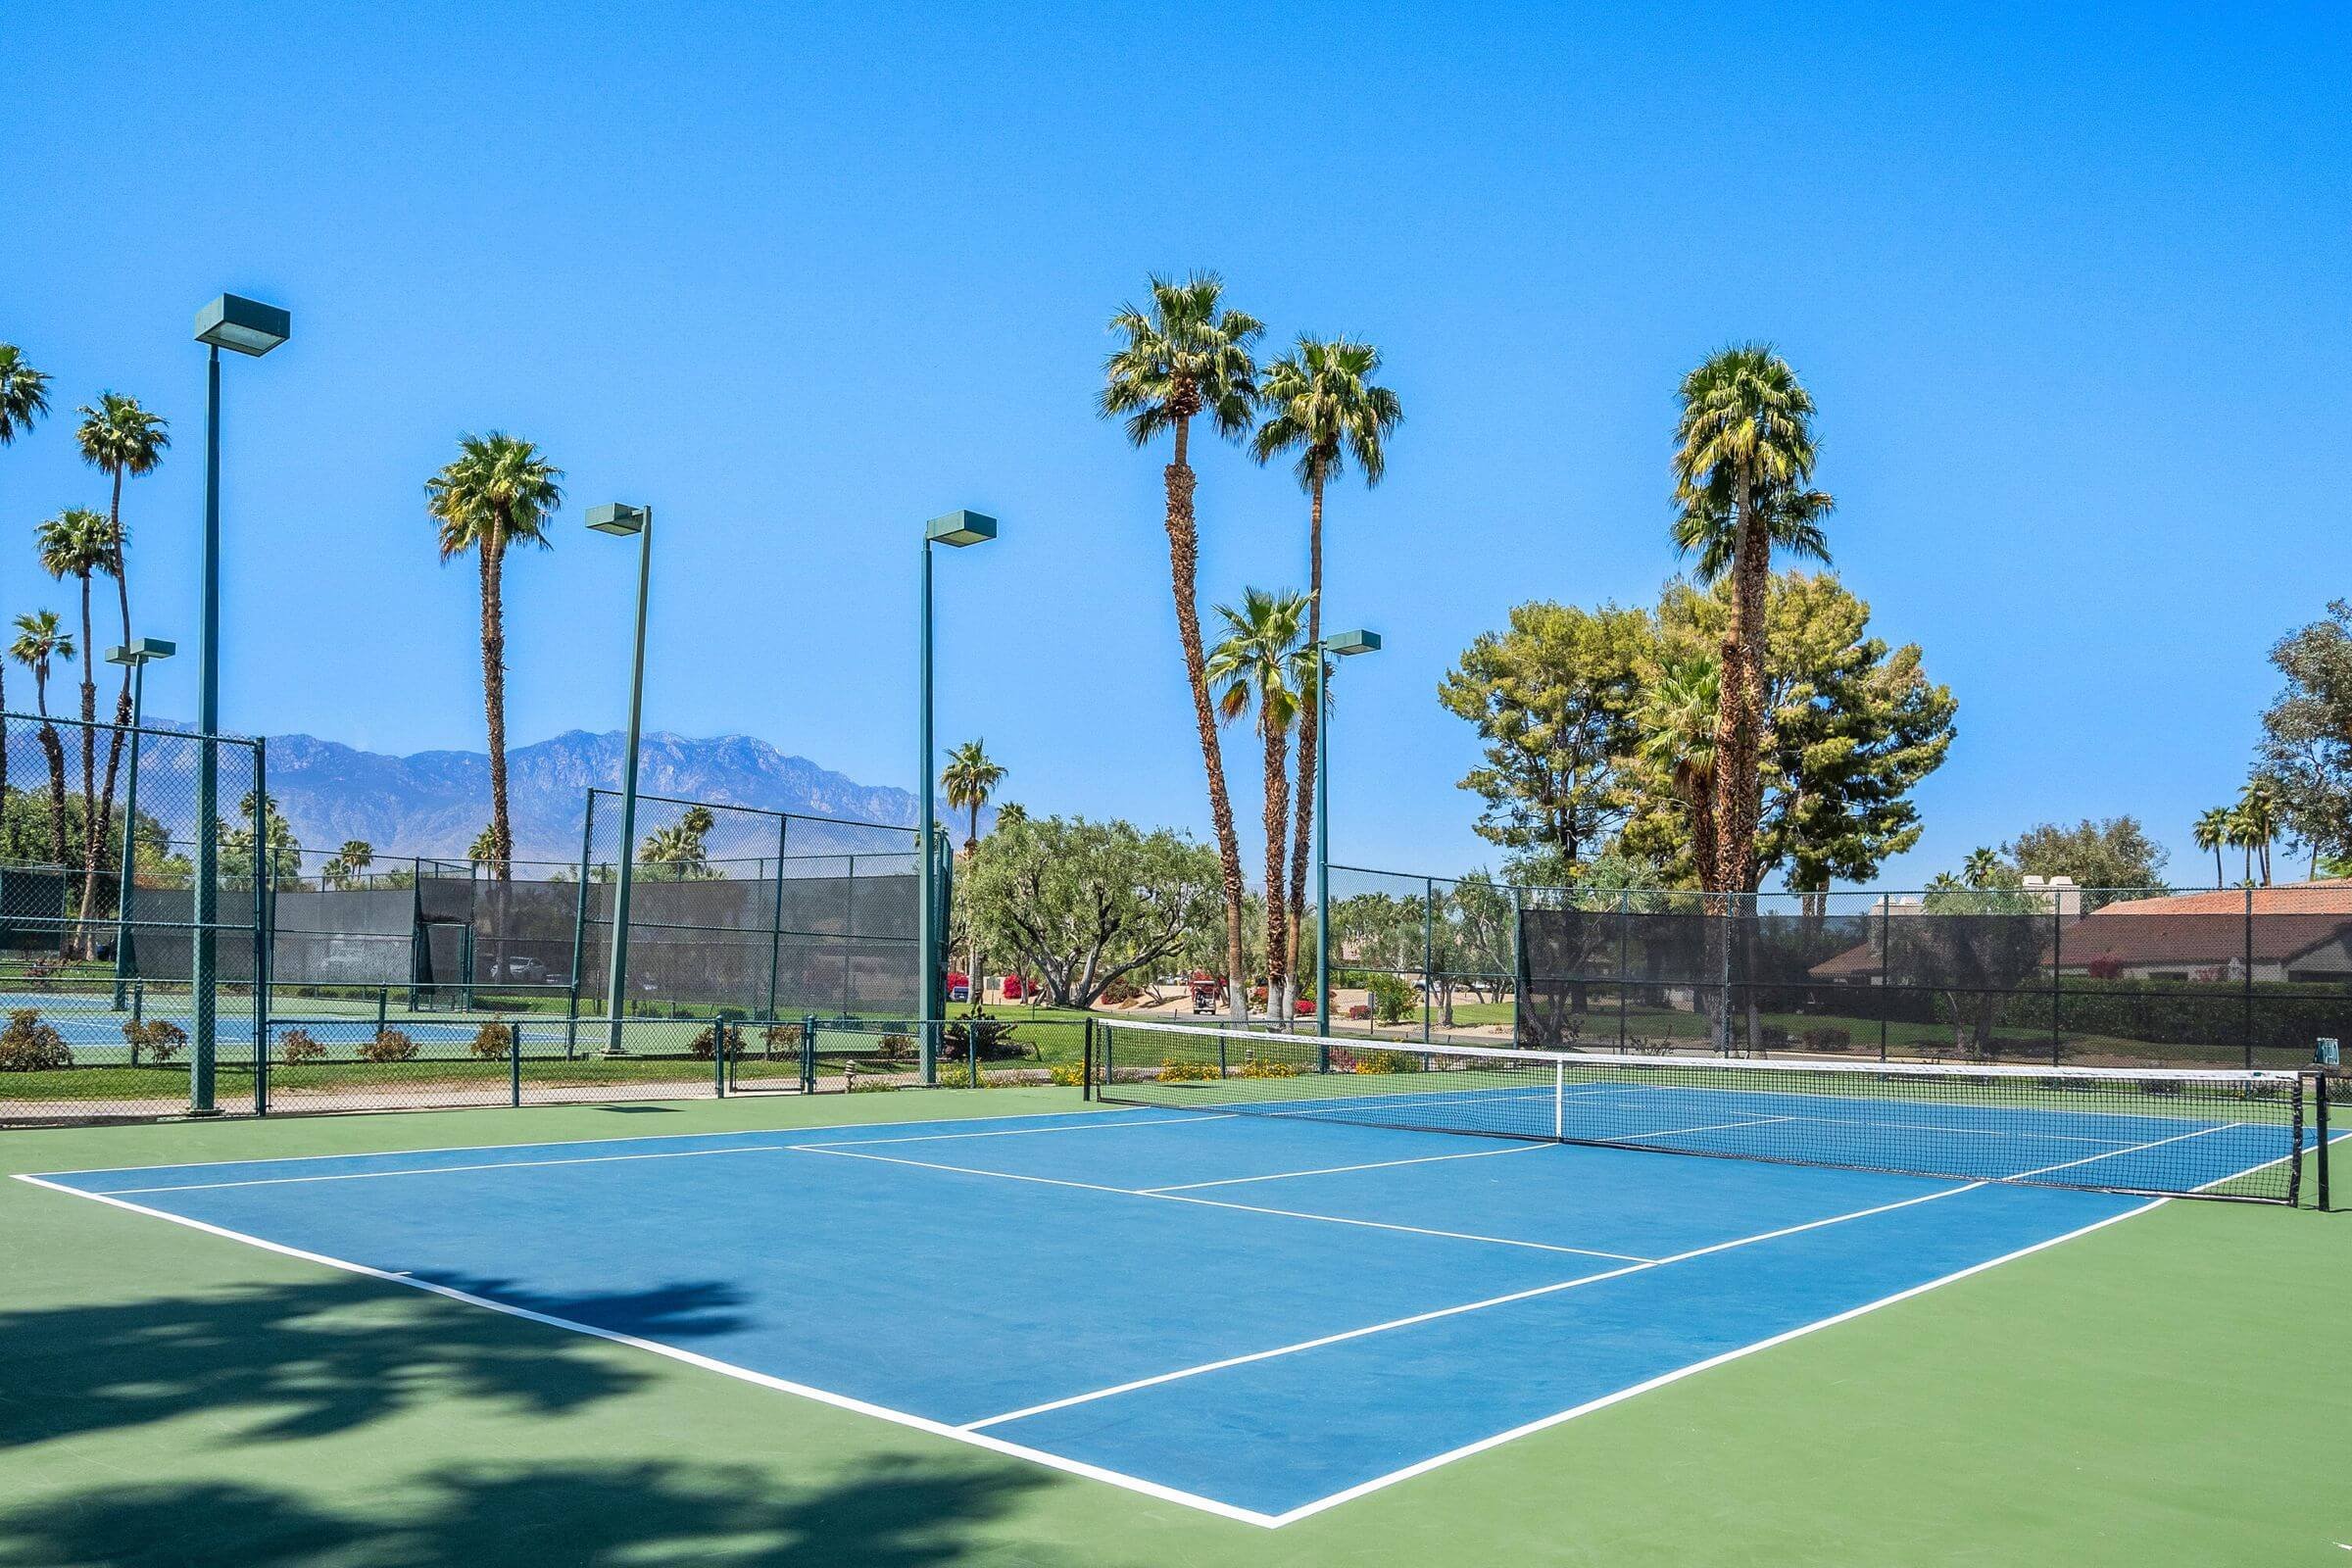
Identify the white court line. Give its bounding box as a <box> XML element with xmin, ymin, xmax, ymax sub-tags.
<box><xmin>1263</xmin><ymin>1195</ymin><xmax>2162</xmax><ymax>1526</ymax></box>
<box><xmin>958</xmin><ymin>1178</ymin><xmax>1981</xmax><ymax>1433</ymax></box>
<box><xmin>794</xmin><ymin>1144</ymin><xmax>1652</xmax><ymax>1261</ymax></box>
<box><xmin>810</xmin><ymin>1113</ymin><xmax>1228</xmax><ymax>1150</ymax></box>
<box><xmin>1611</xmin><ymin>1115</ymin><xmax>1792</xmax><ymax>1143</ymax></box>
<box><xmin>23</xmin><ymin>1102</ymin><xmax>1157</xmax><ymax>1180</ymax></box>
<box><xmin>87</xmin><ymin>1143</ymin><xmax>800</xmax><ymax>1196</ymax></box>
<box><xmin>6</xmin><ymin>1174</ymin><xmax>1285</xmax><ymax>1530</ymax></box>
<box><xmin>1142</xmin><ymin>1141</ymin><xmax>1550</xmax><ymax>1193</ymax></box>
<box><xmin>2002</xmin><ymin>1121</ymin><xmax>2243</xmax><ymax>1183</ymax></box>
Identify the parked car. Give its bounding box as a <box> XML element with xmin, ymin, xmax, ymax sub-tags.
<box><xmin>487</xmin><ymin>956</ymin><xmax>549</xmax><ymax>984</ymax></box>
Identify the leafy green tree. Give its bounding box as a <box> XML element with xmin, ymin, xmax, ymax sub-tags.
<box><xmin>2255</xmin><ymin>603</ymin><xmax>2352</xmax><ymax>873</ymax></box>
<box><xmin>958</xmin><ymin>814</ymin><xmax>1222</xmax><ymax>1008</ymax></box>
<box><xmin>941</xmin><ymin>740</ymin><xmax>1005</xmax><ymax>855</ymax></box>
<box><xmin>9</xmin><ymin>611</ymin><xmax>74</xmax><ymax>870</ymax></box>
<box><xmin>2002</xmin><ymin>817</ymin><xmax>2168</xmax><ymax>904</ymax></box>
<box><xmin>1252</xmin><ymin>336</ymin><xmax>1402</xmax><ymax>991</ymax></box>
<box><xmin>1670</xmin><ymin>345</ymin><xmax>1827</xmax><ymax>896</ymax></box>
<box><xmin>426</xmin><ymin>433</ymin><xmax>564</xmax><ymax>881</ymax></box>
<box><xmin>1439</xmin><ymin>600</ymin><xmax>1654</xmax><ymax>867</ymax></box>
<box><xmin>74</xmin><ymin>393</ymin><xmax>169</xmax><ymax>862</ymax></box>
<box><xmin>1099</xmin><ymin>272</ymin><xmax>1262</xmax><ymax>1019</ymax></box>
<box><xmin>1207</xmin><ymin>587</ymin><xmax>1309</xmax><ymax>1010</ymax></box>
<box><xmin>2191</xmin><ymin>806</ymin><xmax>2231</xmax><ymax>889</ymax></box>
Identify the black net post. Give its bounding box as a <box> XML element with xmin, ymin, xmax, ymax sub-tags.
<box><xmin>2317</xmin><ymin>1072</ymin><xmax>2330</xmax><ymax>1211</ymax></box>
<box><xmin>801</xmin><ymin>1013</ymin><xmax>816</xmax><ymax>1095</ymax></box>
<box><xmin>1082</xmin><ymin>1017</ymin><xmax>1095</xmax><ymax>1102</ymax></box>
<box><xmin>509</xmin><ymin>1012</ymin><xmax>522</xmax><ymax>1106</ymax></box>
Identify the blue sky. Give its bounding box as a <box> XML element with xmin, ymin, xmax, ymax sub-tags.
<box><xmin>3</xmin><ymin>2</ymin><xmax>2345</xmax><ymax>890</ymax></box>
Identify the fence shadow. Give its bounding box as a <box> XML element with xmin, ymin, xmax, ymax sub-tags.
<box><xmin>0</xmin><ymin>1456</ymin><xmax>1067</xmax><ymax>1568</ymax></box>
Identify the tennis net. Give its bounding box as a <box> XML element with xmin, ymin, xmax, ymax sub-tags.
<box><xmin>1091</xmin><ymin>1020</ymin><xmax>2309</xmax><ymax>1203</ymax></box>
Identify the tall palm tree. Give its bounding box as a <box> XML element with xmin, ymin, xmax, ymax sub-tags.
<box><xmin>1961</xmin><ymin>847</ymin><xmax>2003</xmax><ymax>888</ymax></box>
<box><xmin>1207</xmin><ymin>588</ymin><xmax>1310</xmax><ymax>1016</ymax></box>
<box><xmin>0</xmin><ymin>345</ymin><xmax>53</xmax><ymax>804</ymax></box>
<box><xmin>941</xmin><ymin>740</ymin><xmax>1006</xmax><ymax>856</ymax></box>
<box><xmin>2192</xmin><ymin>807</ymin><xmax>2231</xmax><ymax>890</ymax></box>
<box><xmin>1670</xmin><ymin>346</ymin><xmax>1825</xmax><ymax>898</ymax></box>
<box><xmin>75</xmin><ymin>393</ymin><xmax>170</xmax><ymax>871</ymax></box>
<box><xmin>9</xmin><ymin>612</ymin><xmax>74</xmax><ymax>875</ymax></box>
<box><xmin>2226</xmin><ymin>806</ymin><xmax>2260</xmax><ymax>886</ymax></box>
<box><xmin>1252</xmin><ymin>337</ymin><xmax>1402</xmax><ymax>992</ymax></box>
<box><xmin>2236</xmin><ymin>778</ymin><xmax>2279</xmax><ymax>886</ymax></box>
<box><xmin>37</xmin><ymin>507</ymin><xmax>119</xmax><ymax>949</ymax></box>
<box><xmin>1099</xmin><ymin>272</ymin><xmax>1262</xmax><ymax>1019</ymax></box>
<box><xmin>426</xmin><ymin>433</ymin><xmax>564</xmax><ymax>882</ymax></box>
<box><xmin>339</xmin><ymin>840</ymin><xmax>374</xmax><ymax>881</ymax></box>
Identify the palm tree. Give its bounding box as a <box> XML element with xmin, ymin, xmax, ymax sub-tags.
<box><xmin>994</xmin><ymin>803</ymin><xmax>1028</xmax><ymax>830</ymax></box>
<box><xmin>2192</xmin><ymin>807</ymin><xmax>2231</xmax><ymax>890</ymax></box>
<box><xmin>1252</xmin><ymin>337</ymin><xmax>1402</xmax><ymax>993</ymax></box>
<box><xmin>1</xmin><ymin>345</ymin><xmax>53</xmax><ymax>804</ymax></box>
<box><xmin>1670</xmin><ymin>346</ymin><xmax>1825</xmax><ymax>898</ymax></box>
<box><xmin>75</xmin><ymin>393</ymin><xmax>170</xmax><ymax>875</ymax></box>
<box><xmin>328</xmin><ymin>839</ymin><xmax>375</xmax><ymax>889</ymax></box>
<box><xmin>9</xmin><ymin>612</ymin><xmax>75</xmax><ymax>875</ymax></box>
<box><xmin>1099</xmin><ymin>272</ymin><xmax>1263</xmax><ymax>1019</ymax></box>
<box><xmin>2236</xmin><ymin>778</ymin><xmax>2279</xmax><ymax>886</ymax></box>
<box><xmin>2226</xmin><ymin>806</ymin><xmax>2260</xmax><ymax>886</ymax></box>
<box><xmin>468</xmin><ymin>823</ymin><xmax>500</xmax><ymax>864</ymax></box>
<box><xmin>941</xmin><ymin>740</ymin><xmax>1006</xmax><ymax>856</ymax></box>
<box><xmin>1635</xmin><ymin>656</ymin><xmax>1722</xmax><ymax>892</ymax></box>
<box><xmin>426</xmin><ymin>433</ymin><xmax>564</xmax><ymax>882</ymax></box>
<box><xmin>37</xmin><ymin>507</ymin><xmax>119</xmax><ymax>950</ymax></box>
<box><xmin>1961</xmin><ymin>847</ymin><xmax>2003</xmax><ymax>888</ymax></box>
<box><xmin>1207</xmin><ymin>589</ymin><xmax>1310</xmax><ymax>1016</ymax></box>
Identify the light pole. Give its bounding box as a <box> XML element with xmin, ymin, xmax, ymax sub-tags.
<box><xmin>107</xmin><ymin>638</ymin><xmax>174</xmax><ymax>1010</ymax></box>
<box><xmin>191</xmin><ymin>294</ymin><xmax>288</xmax><ymax>1113</ymax></box>
<box><xmin>586</xmin><ymin>503</ymin><xmax>654</xmax><ymax>1054</ymax></box>
<box><xmin>917</xmin><ymin>509</ymin><xmax>996</xmax><ymax>1084</ymax></box>
<box><xmin>1314</xmin><ymin>628</ymin><xmax>1381</xmax><ymax>1046</ymax></box>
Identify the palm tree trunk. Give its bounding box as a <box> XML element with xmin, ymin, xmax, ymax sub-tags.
<box><xmin>2213</xmin><ymin>847</ymin><xmax>2223</xmax><ymax>889</ymax></box>
<box><xmin>1285</xmin><ymin>475</ymin><xmax>1325</xmax><ymax>1009</ymax></box>
<box><xmin>72</xmin><ymin>569</ymin><xmax>103</xmax><ymax>955</ymax></box>
<box><xmin>1261</xmin><ymin>715</ymin><xmax>1291</xmax><ymax>1015</ymax></box>
<box><xmin>1710</xmin><ymin>478</ymin><xmax>1767</xmax><ymax>902</ymax></box>
<box><xmin>1164</xmin><ymin>416</ymin><xmax>1250</xmax><ymax>1022</ymax></box>
<box><xmin>1</xmin><ymin>662</ymin><xmax>10</xmax><ymax>818</ymax></box>
<box><xmin>479</xmin><ymin>521</ymin><xmax>513</xmax><ymax>883</ymax></box>
<box><xmin>96</xmin><ymin>481</ymin><xmax>136</xmax><ymax>927</ymax></box>
<box><xmin>35</xmin><ymin>679</ymin><xmax>68</xmax><ymax>895</ymax></box>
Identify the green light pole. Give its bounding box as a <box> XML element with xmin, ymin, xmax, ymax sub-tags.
<box><xmin>586</xmin><ymin>503</ymin><xmax>653</xmax><ymax>1054</ymax></box>
<box><xmin>917</xmin><ymin>510</ymin><xmax>996</xmax><ymax>1084</ymax></box>
<box><xmin>1314</xmin><ymin>628</ymin><xmax>1381</xmax><ymax>1045</ymax></box>
<box><xmin>191</xmin><ymin>294</ymin><xmax>289</xmax><ymax>1113</ymax></box>
<box><xmin>107</xmin><ymin>637</ymin><xmax>174</xmax><ymax>1010</ymax></box>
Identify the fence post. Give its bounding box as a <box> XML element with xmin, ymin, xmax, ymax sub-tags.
<box><xmin>253</xmin><ymin>738</ymin><xmax>271</xmax><ymax>1116</ymax></box>
<box><xmin>801</xmin><ymin>1012</ymin><xmax>816</xmax><ymax>1095</ymax></box>
<box><xmin>713</xmin><ymin>1013</ymin><xmax>729</xmax><ymax>1099</ymax></box>
<box><xmin>1082</xmin><ymin>1017</ymin><xmax>1095</xmax><ymax>1102</ymax></box>
<box><xmin>567</xmin><ymin>793</ymin><xmax>595</xmax><ymax>1059</ymax></box>
<box><xmin>1878</xmin><ymin>894</ymin><xmax>1890</xmax><ymax>1064</ymax></box>
<box><xmin>1617</xmin><ymin>889</ymin><xmax>1630</xmax><ymax>1051</ymax></box>
<box><xmin>1422</xmin><ymin>878</ymin><xmax>1436</xmax><ymax>1043</ymax></box>
<box><xmin>2050</xmin><ymin>899</ymin><xmax>2063</xmax><ymax>1067</ymax></box>
<box><xmin>510</xmin><ymin>1013</ymin><xmax>522</xmax><ymax>1107</ymax></box>
<box><xmin>2242</xmin><ymin>885</ymin><xmax>2255</xmax><ymax>1070</ymax></box>
<box><xmin>765</xmin><ymin>814</ymin><xmax>789</xmax><ymax>1025</ymax></box>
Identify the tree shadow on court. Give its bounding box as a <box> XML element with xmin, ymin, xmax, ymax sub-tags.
<box><xmin>0</xmin><ymin>1456</ymin><xmax>1071</xmax><ymax>1568</ymax></box>
<box><xmin>0</xmin><ymin>1272</ymin><xmax>749</xmax><ymax>1449</ymax></box>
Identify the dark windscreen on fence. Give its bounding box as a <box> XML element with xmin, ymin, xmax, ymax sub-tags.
<box><xmin>1515</xmin><ymin>887</ymin><xmax>2352</xmax><ymax>1070</ymax></box>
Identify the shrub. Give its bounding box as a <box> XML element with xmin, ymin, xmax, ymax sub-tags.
<box><xmin>846</xmin><ymin>1076</ymin><xmax>896</xmax><ymax>1093</ymax></box>
<box><xmin>469</xmin><ymin>1022</ymin><xmax>516</xmax><ymax>1060</ymax></box>
<box><xmin>945</xmin><ymin>1016</ymin><xmax>1023</xmax><ymax>1061</ymax></box>
<box><xmin>1353</xmin><ymin>1049</ymin><xmax>1423</xmax><ymax>1075</ymax></box>
<box><xmin>360</xmin><ymin>1028</ymin><xmax>418</xmax><ymax>1062</ymax></box>
<box><xmin>1757</xmin><ymin>1024</ymin><xmax>1790</xmax><ymax>1053</ymax></box>
<box><xmin>761</xmin><ymin>1023</ymin><xmax>799</xmax><ymax>1059</ymax></box>
<box><xmin>278</xmin><ymin>1029</ymin><xmax>327</xmax><ymax>1065</ymax></box>
<box><xmin>935</xmin><ymin>1062</ymin><xmax>977</xmax><ymax>1089</ymax></box>
<box><xmin>1326</xmin><ymin>1045</ymin><xmax>1359</xmax><ymax>1072</ymax></box>
<box><xmin>1363</xmin><ymin>972</ymin><xmax>1417</xmax><ymax>1024</ymax></box>
<box><xmin>1236</xmin><ymin>1056</ymin><xmax>1298</xmax><ymax>1078</ymax></box>
<box><xmin>1800</xmin><ymin>1026</ymin><xmax>1852</xmax><ymax>1053</ymax></box>
<box><xmin>0</xmin><ymin>1009</ymin><xmax>72</xmax><ymax>1071</ymax></box>
<box><xmin>1100</xmin><ymin>978</ymin><xmax>1141</xmax><ymax>1005</ymax></box>
<box><xmin>1157</xmin><ymin>1056</ymin><xmax>1222</xmax><ymax>1083</ymax></box>
<box><xmin>875</xmin><ymin>1032</ymin><xmax>917</xmax><ymax>1062</ymax></box>
<box><xmin>123</xmin><ymin>1017</ymin><xmax>187</xmax><ymax>1065</ymax></box>
<box><xmin>1048</xmin><ymin>1060</ymin><xmax>1087</xmax><ymax>1088</ymax></box>
<box><xmin>690</xmin><ymin>1022</ymin><xmax>743</xmax><ymax>1060</ymax></box>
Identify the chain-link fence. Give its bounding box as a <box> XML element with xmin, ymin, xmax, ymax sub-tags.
<box><xmin>0</xmin><ymin>713</ymin><xmax>268</xmax><ymax>1124</ymax></box>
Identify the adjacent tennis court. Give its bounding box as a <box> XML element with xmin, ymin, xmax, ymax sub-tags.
<box><xmin>21</xmin><ymin>1024</ymin><xmax>2336</xmax><ymax>1527</ymax></box>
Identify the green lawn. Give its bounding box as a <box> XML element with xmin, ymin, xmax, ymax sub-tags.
<box><xmin>0</xmin><ymin>1092</ymin><xmax>2340</xmax><ymax>1567</ymax></box>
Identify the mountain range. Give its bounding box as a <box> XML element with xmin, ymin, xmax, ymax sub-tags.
<box><xmin>256</xmin><ymin>729</ymin><xmax>962</xmax><ymax>866</ymax></box>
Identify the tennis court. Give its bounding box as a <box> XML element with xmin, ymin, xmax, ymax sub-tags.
<box><xmin>19</xmin><ymin>1023</ymin><xmax>2335</xmax><ymax>1527</ymax></box>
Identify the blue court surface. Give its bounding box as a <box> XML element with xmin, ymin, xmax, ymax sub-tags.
<box><xmin>15</xmin><ymin>1101</ymin><xmax>2312</xmax><ymax>1527</ymax></box>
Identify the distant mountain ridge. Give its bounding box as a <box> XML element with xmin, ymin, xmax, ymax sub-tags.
<box><xmin>255</xmin><ymin>729</ymin><xmax>958</xmax><ymax>864</ymax></box>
